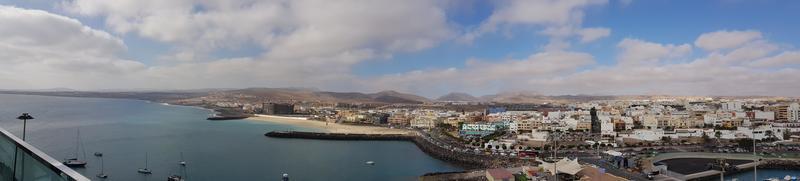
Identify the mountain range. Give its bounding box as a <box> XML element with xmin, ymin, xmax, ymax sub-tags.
<box><xmin>0</xmin><ymin>87</ymin><xmax>790</xmax><ymax>105</ymax></box>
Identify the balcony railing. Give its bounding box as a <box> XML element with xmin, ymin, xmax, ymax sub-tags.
<box><xmin>0</xmin><ymin>127</ymin><xmax>90</xmax><ymax>181</ymax></box>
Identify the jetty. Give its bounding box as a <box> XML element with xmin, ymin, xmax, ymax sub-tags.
<box><xmin>265</xmin><ymin>131</ymin><xmax>533</xmax><ymax>169</ymax></box>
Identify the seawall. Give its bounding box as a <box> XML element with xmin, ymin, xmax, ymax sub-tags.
<box><xmin>264</xmin><ymin>131</ymin><xmax>532</xmax><ymax>169</ymax></box>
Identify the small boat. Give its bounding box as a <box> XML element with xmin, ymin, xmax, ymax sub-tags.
<box><xmin>138</xmin><ymin>153</ymin><xmax>152</xmax><ymax>174</ymax></box>
<box><xmin>63</xmin><ymin>158</ymin><xmax>87</xmax><ymax>167</ymax></box>
<box><xmin>365</xmin><ymin>161</ymin><xmax>375</xmax><ymax>165</ymax></box>
<box><xmin>138</xmin><ymin>168</ymin><xmax>152</xmax><ymax>174</ymax></box>
<box><xmin>94</xmin><ymin>152</ymin><xmax>103</xmax><ymax>157</ymax></box>
<box><xmin>179</xmin><ymin>152</ymin><xmax>186</xmax><ymax>166</ymax></box>
<box><xmin>282</xmin><ymin>173</ymin><xmax>289</xmax><ymax>181</ymax></box>
<box><xmin>96</xmin><ymin>154</ymin><xmax>108</xmax><ymax>179</ymax></box>
<box><xmin>167</xmin><ymin>175</ymin><xmax>184</xmax><ymax>181</ymax></box>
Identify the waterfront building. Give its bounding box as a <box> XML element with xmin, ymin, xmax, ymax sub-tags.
<box><xmin>388</xmin><ymin>113</ymin><xmax>410</xmax><ymax>126</ymax></box>
<box><xmin>410</xmin><ymin>115</ymin><xmax>439</xmax><ymax>129</ymax></box>
<box><xmin>460</xmin><ymin>123</ymin><xmax>498</xmax><ymax>137</ymax></box>
<box><xmin>262</xmin><ymin>103</ymin><xmax>295</xmax><ymax>115</ymax></box>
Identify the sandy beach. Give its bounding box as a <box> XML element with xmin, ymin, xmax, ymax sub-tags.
<box><xmin>248</xmin><ymin>114</ymin><xmax>414</xmax><ymax>135</ymax></box>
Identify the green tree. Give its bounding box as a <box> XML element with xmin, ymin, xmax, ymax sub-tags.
<box><xmin>661</xmin><ymin>136</ymin><xmax>672</xmax><ymax>143</ymax></box>
<box><xmin>765</xmin><ymin>130</ymin><xmax>774</xmax><ymax>139</ymax></box>
<box><xmin>736</xmin><ymin>138</ymin><xmax>754</xmax><ymax>150</ymax></box>
<box><xmin>784</xmin><ymin>129</ymin><xmax>791</xmax><ymax>140</ymax></box>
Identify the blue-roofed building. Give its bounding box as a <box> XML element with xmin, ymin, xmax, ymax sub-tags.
<box><xmin>460</xmin><ymin>123</ymin><xmax>499</xmax><ymax>138</ymax></box>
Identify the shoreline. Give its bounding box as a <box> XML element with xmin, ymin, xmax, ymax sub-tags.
<box><xmin>264</xmin><ymin>131</ymin><xmax>534</xmax><ymax>170</ymax></box>
<box><xmin>247</xmin><ymin>115</ymin><xmax>414</xmax><ymax>135</ymax></box>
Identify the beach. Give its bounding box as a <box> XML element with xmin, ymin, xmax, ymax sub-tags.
<box><xmin>248</xmin><ymin>115</ymin><xmax>414</xmax><ymax>135</ymax></box>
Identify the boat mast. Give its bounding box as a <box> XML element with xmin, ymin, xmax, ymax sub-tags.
<box><xmin>80</xmin><ymin>130</ymin><xmax>86</xmax><ymax>160</ymax></box>
<box><xmin>75</xmin><ymin>129</ymin><xmax>80</xmax><ymax>159</ymax></box>
<box><xmin>99</xmin><ymin>156</ymin><xmax>104</xmax><ymax>174</ymax></box>
<box><xmin>180</xmin><ymin>152</ymin><xmax>187</xmax><ymax>180</ymax></box>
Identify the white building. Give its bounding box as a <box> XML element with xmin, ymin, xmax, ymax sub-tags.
<box><xmin>410</xmin><ymin>116</ymin><xmax>438</xmax><ymax>129</ymax></box>
<box><xmin>642</xmin><ymin>115</ymin><xmax>658</xmax><ymax>130</ymax></box>
<box><xmin>721</xmin><ymin>101</ymin><xmax>744</xmax><ymax>111</ymax></box>
<box><xmin>754</xmin><ymin>111</ymin><xmax>775</xmax><ymax>121</ymax></box>
<box><xmin>789</xmin><ymin>103</ymin><xmax>800</xmax><ymax>122</ymax></box>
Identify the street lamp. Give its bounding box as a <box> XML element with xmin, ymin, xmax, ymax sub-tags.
<box><xmin>753</xmin><ymin>129</ymin><xmax>758</xmax><ymax>181</ymax></box>
<box><xmin>17</xmin><ymin>113</ymin><xmax>34</xmax><ymax>140</ymax></box>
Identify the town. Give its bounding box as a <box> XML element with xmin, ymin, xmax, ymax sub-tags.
<box><xmin>186</xmin><ymin>91</ymin><xmax>800</xmax><ymax>181</ymax></box>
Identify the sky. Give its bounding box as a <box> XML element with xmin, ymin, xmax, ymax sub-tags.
<box><xmin>0</xmin><ymin>0</ymin><xmax>799</xmax><ymax>98</ymax></box>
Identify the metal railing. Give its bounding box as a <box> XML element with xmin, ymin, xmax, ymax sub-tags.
<box><xmin>0</xmin><ymin>127</ymin><xmax>90</xmax><ymax>181</ymax></box>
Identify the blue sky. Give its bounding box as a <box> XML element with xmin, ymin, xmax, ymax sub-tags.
<box><xmin>1</xmin><ymin>0</ymin><xmax>799</xmax><ymax>97</ymax></box>
<box><xmin>354</xmin><ymin>0</ymin><xmax>800</xmax><ymax>77</ymax></box>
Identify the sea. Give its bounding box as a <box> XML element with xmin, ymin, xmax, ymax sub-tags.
<box><xmin>0</xmin><ymin>94</ymin><xmax>460</xmax><ymax>181</ymax></box>
<box><xmin>728</xmin><ymin>169</ymin><xmax>800</xmax><ymax>180</ymax></box>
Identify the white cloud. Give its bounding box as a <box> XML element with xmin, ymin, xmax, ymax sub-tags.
<box><xmin>462</xmin><ymin>0</ymin><xmax>608</xmax><ymax>46</ymax></box>
<box><xmin>0</xmin><ymin>5</ymin><xmax>144</xmax><ymax>89</ymax></box>
<box><xmin>749</xmin><ymin>51</ymin><xmax>800</xmax><ymax>67</ymax></box>
<box><xmin>64</xmin><ymin>0</ymin><xmax>453</xmax><ymax>61</ymax></box>
<box><xmin>367</xmin><ymin>51</ymin><xmax>595</xmax><ymax>96</ymax></box>
<box><xmin>375</xmin><ymin>30</ymin><xmax>800</xmax><ymax>97</ymax></box>
<box><xmin>54</xmin><ymin>0</ymin><xmax>454</xmax><ymax>91</ymax></box>
<box><xmin>578</xmin><ymin>27</ymin><xmax>611</xmax><ymax>43</ymax></box>
<box><xmin>695</xmin><ymin>30</ymin><xmax>762</xmax><ymax>51</ymax></box>
<box><xmin>617</xmin><ymin>38</ymin><xmax>692</xmax><ymax>66</ymax></box>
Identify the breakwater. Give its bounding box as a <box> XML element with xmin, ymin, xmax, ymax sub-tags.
<box><xmin>264</xmin><ymin>131</ymin><xmax>532</xmax><ymax>169</ymax></box>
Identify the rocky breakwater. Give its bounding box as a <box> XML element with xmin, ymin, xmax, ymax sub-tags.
<box><xmin>264</xmin><ymin>131</ymin><xmax>533</xmax><ymax>169</ymax></box>
<box><xmin>760</xmin><ymin>159</ymin><xmax>800</xmax><ymax>170</ymax></box>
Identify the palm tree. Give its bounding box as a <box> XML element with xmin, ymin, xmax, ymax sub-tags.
<box><xmin>765</xmin><ymin>130</ymin><xmax>774</xmax><ymax>141</ymax></box>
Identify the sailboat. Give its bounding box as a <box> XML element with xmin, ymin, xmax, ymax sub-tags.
<box><xmin>179</xmin><ymin>152</ymin><xmax>186</xmax><ymax>166</ymax></box>
<box><xmin>137</xmin><ymin>153</ymin><xmax>152</xmax><ymax>174</ymax></box>
<box><xmin>167</xmin><ymin>152</ymin><xmax>187</xmax><ymax>181</ymax></box>
<box><xmin>96</xmin><ymin>154</ymin><xmax>108</xmax><ymax>178</ymax></box>
<box><xmin>64</xmin><ymin>129</ymin><xmax>87</xmax><ymax>167</ymax></box>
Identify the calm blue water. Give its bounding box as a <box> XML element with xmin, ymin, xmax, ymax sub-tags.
<box><xmin>728</xmin><ymin>169</ymin><xmax>800</xmax><ymax>181</ymax></box>
<box><xmin>0</xmin><ymin>94</ymin><xmax>460</xmax><ymax>181</ymax></box>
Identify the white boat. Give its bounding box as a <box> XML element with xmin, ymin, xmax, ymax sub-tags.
<box><xmin>137</xmin><ymin>168</ymin><xmax>152</xmax><ymax>174</ymax></box>
<box><xmin>96</xmin><ymin>154</ymin><xmax>108</xmax><ymax>179</ymax></box>
<box><xmin>64</xmin><ymin>130</ymin><xmax>88</xmax><ymax>168</ymax></box>
<box><xmin>365</xmin><ymin>161</ymin><xmax>375</xmax><ymax>165</ymax></box>
<box><xmin>138</xmin><ymin>153</ymin><xmax>152</xmax><ymax>174</ymax></box>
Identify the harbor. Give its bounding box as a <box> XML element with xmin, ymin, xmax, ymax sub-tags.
<box><xmin>265</xmin><ymin>131</ymin><xmax>537</xmax><ymax>170</ymax></box>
